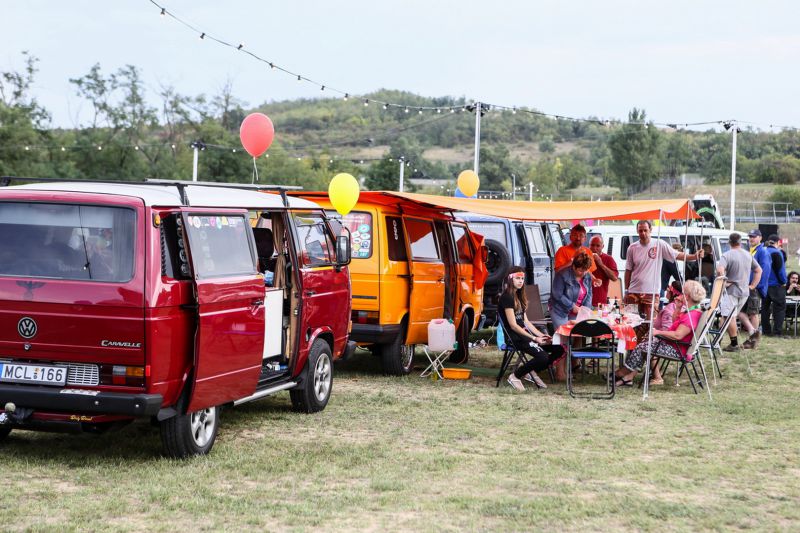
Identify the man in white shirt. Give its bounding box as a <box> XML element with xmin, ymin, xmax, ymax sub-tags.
<box><xmin>625</xmin><ymin>220</ymin><xmax>703</xmax><ymax>343</ymax></box>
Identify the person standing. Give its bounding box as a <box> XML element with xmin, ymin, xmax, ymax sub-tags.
<box><xmin>589</xmin><ymin>235</ymin><xmax>618</xmax><ymax>307</ymax></box>
<box><xmin>716</xmin><ymin>233</ymin><xmax>762</xmax><ymax>351</ymax></box>
<box><xmin>761</xmin><ymin>234</ymin><xmax>788</xmax><ymax>336</ymax></box>
<box><xmin>554</xmin><ymin>224</ymin><xmax>597</xmax><ymax>274</ymax></box>
<box><xmin>742</xmin><ymin>229</ymin><xmax>771</xmax><ymax>349</ymax></box>
<box><xmin>624</xmin><ymin>220</ymin><xmax>702</xmax><ymax>342</ymax></box>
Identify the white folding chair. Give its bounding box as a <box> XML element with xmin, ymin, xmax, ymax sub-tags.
<box><xmin>420</xmin><ymin>346</ymin><xmax>452</xmax><ymax>380</ymax></box>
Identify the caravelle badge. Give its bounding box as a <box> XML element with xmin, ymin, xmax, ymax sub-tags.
<box><xmin>17</xmin><ymin>317</ymin><xmax>38</xmax><ymax>339</ymax></box>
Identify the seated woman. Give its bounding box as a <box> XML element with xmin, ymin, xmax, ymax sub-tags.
<box><xmin>548</xmin><ymin>253</ymin><xmax>593</xmax><ymax>380</ymax></box>
<box><xmin>614</xmin><ymin>280</ymin><xmax>706</xmax><ymax>387</ymax></box>
<box><xmin>500</xmin><ymin>266</ymin><xmax>565</xmax><ymax>391</ymax></box>
<box><xmin>549</xmin><ymin>252</ymin><xmax>594</xmax><ymax>330</ymax></box>
<box><xmin>654</xmin><ymin>280</ymin><xmax>684</xmax><ymax>331</ymax></box>
<box><xmin>786</xmin><ymin>271</ymin><xmax>800</xmax><ymax>296</ymax></box>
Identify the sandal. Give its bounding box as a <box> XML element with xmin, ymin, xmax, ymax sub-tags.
<box><xmin>615</xmin><ymin>377</ymin><xmax>633</xmax><ymax>387</ymax></box>
<box><xmin>649</xmin><ymin>377</ymin><xmax>664</xmax><ymax>386</ymax></box>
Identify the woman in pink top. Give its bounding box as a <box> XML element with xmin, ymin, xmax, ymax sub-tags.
<box><xmin>654</xmin><ymin>281</ymin><xmax>684</xmax><ymax>330</ymax></box>
<box><xmin>614</xmin><ymin>280</ymin><xmax>706</xmax><ymax>387</ymax></box>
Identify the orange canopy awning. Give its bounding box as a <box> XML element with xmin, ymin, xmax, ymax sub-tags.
<box><xmin>366</xmin><ymin>192</ymin><xmax>698</xmax><ymax>221</ymax></box>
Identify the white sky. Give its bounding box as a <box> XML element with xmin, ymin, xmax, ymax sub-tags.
<box><xmin>4</xmin><ymin>0</ymin><xmax>800</xmax><ymax>130</ymax></box>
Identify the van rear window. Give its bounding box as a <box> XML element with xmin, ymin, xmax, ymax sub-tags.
<box><xmin>465</xmin><ymin>221</ymin><xmax>506</xmax><ymax>245</ymax></box>
<box><xmin>0</xmin><ymin>202</ymin><xmax>135</xmax><ymax>282</ymax></box>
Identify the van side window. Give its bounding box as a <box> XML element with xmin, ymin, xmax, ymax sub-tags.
<box><xmin>525</xmin><ymin>226</ymin><xmax>546</xmax><ymax>254</ymax></box>
<box><xmin>184</xmin><ymin>215</ymin><xmax>256</xmax><ymax>278</ymax></box>
<box><xmin>293</xmin><ymin>212</ymin><xmax>335</xmax><ymax>266</ymax></box>
<box><xmin>451</xmin><ymin>224</ymin><xmax>474</xmax><ymax>263</ymax></box>
<box><xmin>405</xmin><ymin>218</ymin><xmax>440</xmax><ymax>260</ymax></box>
<box><xmin>386</xmin><ymin>216</ymin><xmax>407</xmax><ymax>261</ymax></box>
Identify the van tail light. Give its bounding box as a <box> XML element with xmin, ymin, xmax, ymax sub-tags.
<box><xmin>352</xmin><ymin>310</ymin><xmax>379</xmax><ymax>325</ymax></box>
<box><xmin>99</xmin><ymin>365</ymin><xmax>146</xmax><ymax>387</ymax></box>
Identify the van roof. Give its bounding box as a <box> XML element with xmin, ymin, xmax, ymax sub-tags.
<box><xmin>2</xmin><ymin>182</ymin><xmax>320</xmax><ymax>209</ymax></box>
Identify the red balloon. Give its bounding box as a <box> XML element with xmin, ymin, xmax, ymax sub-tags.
<box><xmin>239</xmin><ymin>113</ymin><xmax>275</xmax><ymax>157</ymax></box>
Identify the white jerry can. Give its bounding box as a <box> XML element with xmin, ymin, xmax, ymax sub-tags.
<box><xmin>427</xmin><ymin>318</ymin><xmax>457</xmax><ymax>352</ymax></box>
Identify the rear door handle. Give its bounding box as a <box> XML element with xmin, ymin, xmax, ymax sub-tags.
<box><xmin>437</xmin><ymin>277</ymin><xmax>445</xmax><ymax>283</ymax></box>
<box><xmin>252</xmin><ymin>299</ymin><xmax>264</xmax><ymax>306</ymax></box>
<box><xmin>304</xmin><ymin>290</ymin><xmax>316</xmax><ymax>296</ymax></box>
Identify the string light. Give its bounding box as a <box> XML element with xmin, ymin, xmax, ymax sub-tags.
<box><xmin>148</xmin><ymin>1</ymin><xmax>795</xmax><ymax>130</ymax></box>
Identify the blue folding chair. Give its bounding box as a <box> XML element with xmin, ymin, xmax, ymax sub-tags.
<box><xmin>567</xmin><ymin>319</ymin><xmax>616</xmax><ymax>399</ymax></box>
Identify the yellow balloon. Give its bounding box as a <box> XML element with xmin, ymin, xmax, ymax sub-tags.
<box><xmin>328</xmin><ymin>173</ymin><xmax>360</xmax><ymax>215</ymax></box>
<box><xmin>457</xmin><ymin>170</ymin><xmax>479</xmax><ymax>197</ymax></box>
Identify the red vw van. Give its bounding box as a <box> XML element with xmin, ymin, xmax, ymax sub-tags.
<box><xmin>0</xmin><ymin>180</ymin><xmax>352</xmax><ymax>457</ymax></box>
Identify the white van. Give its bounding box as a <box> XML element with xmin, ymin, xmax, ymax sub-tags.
<box><xmin>584</xmin><ymin>224</ymin><xmax>746</xmax><ymax>295</ymax></box>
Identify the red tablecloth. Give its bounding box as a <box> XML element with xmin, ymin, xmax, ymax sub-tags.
<box><xmin>555</xmin><ymin>321</ymin><xmax>638</xmax><ymax>351</ymax></box>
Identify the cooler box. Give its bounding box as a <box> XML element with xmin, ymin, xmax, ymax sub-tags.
<box><xmin>428</xmin><ymin>319</ymin><xmax>456</xmax><ymax>352</ymax></box>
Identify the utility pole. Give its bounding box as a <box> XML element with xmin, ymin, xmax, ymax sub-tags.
<box><xmin>398</xmin><ymin>157</ymin><xmax>405</xmax><ymax>193</ymax></box>
<box><xmin>511</xmin><ymin>174</ymin><xmax>516</xmax><ymax>200</ymax></box>
<box><xmin>726</xmin><ymin>121</ymin><xmax>739</xmax><ymax>230</ymax></box>
<box><xmin>473</xmin><ymin>101</ymin><xmax>481</xmax><ymax>176</ymax></box>
<box><xmin>190</xmin><ymin>140</ymin><xmax>205</xmax><ymax>182</ymax></box>
<box><xmin>528</xmin><ymin>182</ymin><xmax>533</xmax><ymax>202</ymax></box>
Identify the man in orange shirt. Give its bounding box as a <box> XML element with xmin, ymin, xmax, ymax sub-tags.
<box><xmin>554</xmin><ymin>224</ymin><xmax>597</xmax><ymax>277</ymax></box>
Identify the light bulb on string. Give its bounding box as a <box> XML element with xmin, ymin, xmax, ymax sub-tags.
<box><xmin>418</xmin><ymin>109</ymin><xmax>423</xmax><ymax>115</ymax></box>
<box><xmin>199</xmin><ymin>33</ymin><xmax>205</xmax><ymax>40</ymax></box>
<box><xmin>364</xmin><ymin>99</ymin><xmax>369</xmax><ymax>106</ymax></box>
<box><xmin>436</xmin><ymin>108</ymin><xmax>441</xmax><ymax>114</ymax></box>
<box><xmin>343</xmin><ymin>93</ymin><xmax>349</xmax><ymax>101</ymax></box>
<box><xmin>269</xmin><ymin>63</ymin><xmax>275</xmax><ymax>70</ymax></box>
<box><xmin>320</xmin><ymin>85</ymin><xmax>325</xmax><ymax>91</ymax></box>
<box><xmin>297</xmin><ymin>75</ymin><xmax>301</xmax><ymax>82</ymax></box>
<box><xmin>404</xmin><ymin>107</ymin><xmax>409</xmax><ymax>113</ymax></box>
<box><xmin>160</xmin><ymin>8</ymin><xmax>166</xmax><ymax>17</ymax></box>
<box><xmin>61</xmin><ymin>146</ymin><xmax>66</xmax><ymax>151</ymax></box>
<box><xmin>237</xmin><ymin>43</ymin><xmax>244</xmax><ymax>50</ymax></box>
<box><xmin>450</xmin><ymin>109</ymin><xmax>455</xmax><ymax>113</ymax></box>
<box><xmin>97</xmin><ymin>145</ymin><xmax>102</xmax><ymax>150</ymax></box>
<box><xmin>382</xmin><ymin>103</ymin><xmax>388</xmax><ymax>110</ymax></box>
<box><xmin>24</xmin><ymin>146</ymin><xmax>30</xmax><ymax>151</ymax></box>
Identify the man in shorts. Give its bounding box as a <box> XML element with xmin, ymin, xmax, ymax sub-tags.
<box><xmin>625</xmin><ymin>220</ymin><xmax>703</xmax><ymax>342</ymax></box>
<box><xmin>743</xmin><ymin>229</ymin><xmax>771</xmax><ymax>348</ymax></box>
<box><xmin>716</xmin><ymin>232</ymin><xmax>762</xmax><ymax>351</ymax></box>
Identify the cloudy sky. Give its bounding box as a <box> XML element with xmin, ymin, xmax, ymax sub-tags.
<box><xmin>5</xmin><ymin>0</ymin><xmax>799</xmax><ymax>130</ymax></box>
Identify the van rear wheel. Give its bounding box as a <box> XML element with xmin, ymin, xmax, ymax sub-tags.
<box><xmin>380</xmin><ymin>322</ymin><xmax>415</xmax><ymax>375</ymax></box>
<box><xmin>448</xmin><ymin>315</ymin><xmax>471</xmax><ymax>365</ymax></box>
<box><xmin>290</xmin><ymin>339</ymin><xmax>333</xmax><ymax>413</ymax></box>
<box><xmin>160</xmin><ymin>405</ymin><xmax>219</xmax><ymax>458</ymax></box>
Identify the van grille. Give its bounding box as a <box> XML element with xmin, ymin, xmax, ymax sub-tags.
<box><xmin>67</xmin><ymin>363</ymin><xmax>100</xmax><ymax>386</ymax></box>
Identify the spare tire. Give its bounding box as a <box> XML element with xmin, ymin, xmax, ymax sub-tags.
<box><xmin>485</xmin><ymin>239</ymin><xmax>512</xmax><ymax>286</ymax></box>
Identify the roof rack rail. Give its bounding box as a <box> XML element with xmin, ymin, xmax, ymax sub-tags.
<box><xmin>0</xmin><ymin>176</ymin><xmax>303</xmax><ymax>208</ymax></box>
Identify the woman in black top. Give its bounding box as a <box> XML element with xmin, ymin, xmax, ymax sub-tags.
<box><xmin>499</xmin><ymin>266</ymin><xmax>565</xmax><ymax>391</ymax></box>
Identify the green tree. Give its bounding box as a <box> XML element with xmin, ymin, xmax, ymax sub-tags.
<box><xmin>607</xmin><ymin>108</ymin><xmax>663</xmax><ymax>192</ymax></box>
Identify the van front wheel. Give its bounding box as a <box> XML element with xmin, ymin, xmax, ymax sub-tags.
<box><xmin>160</xmin><ymin>405</ymin><xmax>219</xmax><ymax>458</ymax></box>
<box><xmin>290</xmin><ymin>339</ymin><xmax>333</xmax><ymax>413</ymax></box>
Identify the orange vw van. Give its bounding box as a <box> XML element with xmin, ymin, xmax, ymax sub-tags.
<box><xmin>296</xmin><ymin>192</ymin><xmax>486</xmax><ymax>374</ymax></box>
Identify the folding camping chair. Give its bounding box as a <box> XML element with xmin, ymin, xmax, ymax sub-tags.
<box><xmin>420</xmin><ymin>346</ymin><xmax>452</xmax><ymax>380</ymax></box>
<box><xmin>698</xmin><ymin>276</ymin><xmax>727</xmax><ymax>380</ymax></box>
<box><xmin>566</xmin><ymin>319</ymin><xmax>616</xmax><ymax>399</ymax></box>
<box><xmin>495</xmin><ymin>319</ymin><xmax>556</xmax><ymax>387</ymax></box>
<box><xmin>654</xmin><ymin>303</ymin><xmax>716</xmax><ymax>394</ymax></box>
<box><xmin>524</xmin><ymin>284</ymin><xmax>553</xmax><ymax>334</ymax></box>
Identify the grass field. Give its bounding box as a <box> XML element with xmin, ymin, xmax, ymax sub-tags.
<box><xmin>1</xmin><ymin>336</ymin><xmax>798</xmax><ymax>532</ymax></box>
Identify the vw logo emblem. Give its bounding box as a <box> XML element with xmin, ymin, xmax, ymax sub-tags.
<box><xmin>17</xmin><ymin>317</ymin><xmax>38</xmax><ymax>339</ymax></box>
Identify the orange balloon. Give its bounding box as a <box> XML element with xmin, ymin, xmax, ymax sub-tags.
<box><xmin>457</xmin><ymin>170</ymin><xmax>479</xmax><ymax>197</ymax></box>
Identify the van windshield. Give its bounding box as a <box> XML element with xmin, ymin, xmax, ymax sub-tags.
<box><xmin>0</xmin><ymin>202</ymin><xmax>135</xmax><ymax>282</ymax></box>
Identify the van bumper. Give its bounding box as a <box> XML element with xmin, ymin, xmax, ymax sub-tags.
<box><xmin>350</xmin><ymin>323</ymin><xmax>402</xmax><ymax>344</ymax></box>
<box><xmin>0</xmin><ymin>384</ymin><xmax>162</xmax><ymax>417</ymax></box>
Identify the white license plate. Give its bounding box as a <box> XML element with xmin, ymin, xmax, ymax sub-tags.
<box><xmin>0</xmin><ymin>362</ymin><xmax>67</xmax><ymax>386</ymax></box>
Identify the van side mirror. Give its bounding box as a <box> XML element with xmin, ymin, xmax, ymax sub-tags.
<box><xmin>336</xmin><ymin>232</ymin><xmax>351</xmax><ymax>266</ymax></box>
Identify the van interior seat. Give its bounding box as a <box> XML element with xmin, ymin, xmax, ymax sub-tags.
<box><xmin>253</xmin><ymin>228</ymin><xmax>276</xmax><ymax>273</ymax></box>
